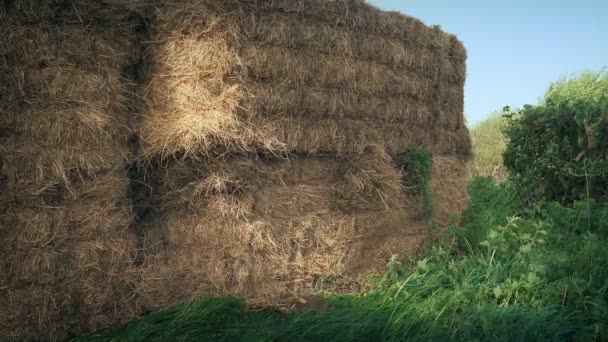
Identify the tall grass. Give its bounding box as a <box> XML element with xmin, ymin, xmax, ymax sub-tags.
<box><xmin>469</xmin><ymin>112</ymin><xmax>508</xmax><ymax>180</ymax></box>
<box><xmin>77</xmin><ymin>178</ymin><xmax>608</xmax><ymax>342</ymax></box>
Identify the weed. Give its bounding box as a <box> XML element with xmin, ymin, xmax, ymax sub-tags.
<box><xmin>395</xmin><ymin>146</ymin><xmax>434</xmax><ymax>220</ymax></box>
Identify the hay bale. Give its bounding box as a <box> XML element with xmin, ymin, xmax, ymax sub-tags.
<box><xmin>0</xmin><ymin>0</ymin><xmax>472</xmax><ymax>336</ymax></box>
<box><xmin>139</xmin><ymin>147</ymin><xmax>466</xmax><ymax>309</ymax></box>
<box><xmin>0</xmin><ymin>6</ymin><xmax>139</xmax><ymax>195</ymax></box>
<box><xmin>266</xmin><ymin>119</ymin><xmax>471</xmax><ymax>156</ymax></box>
<box><xmin>0</xmin><ymin>22</ymin><xmax>136</xmax><ymax>67</ymax></box>
<box><xmin>0</xmin><ymin>172</ymin><xmax>138</xmax><ymax>340</ymax></box>
<box><xmin>140</xmin><ymin>0</ymin><xmax>469</xmax><ymax>158</ymax></box>
<box><xmin>431</xmin><ymin>156</ymin><xmax>469</xmax><ymax>225</ymax></box>
<box><xmin>0</xmin><ymin>0</ymin><xmax>146</xmax><ymax>23</ymax></box>
<box><xmin>0</xmin><ymin>1</ymin><xmax>143</xmax><ymax>339</ymax></box>
<box><xmin>237</xmin><ymin>13</ymin><xmax>465</xmax><ymax>83</ymax></box>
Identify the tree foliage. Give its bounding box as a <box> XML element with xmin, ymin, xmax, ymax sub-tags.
<box><xmin>503</xmin><ymin>71</ymin><xmax>608</xmax><ymax>204</ymax></box>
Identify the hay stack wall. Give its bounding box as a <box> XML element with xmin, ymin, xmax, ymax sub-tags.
<box><xmin>140</xmin><ymin>149</ymin><xmax>468</xmax><ymax>309</ymax></box>
<box><xmin>0</xmin><ymin>0</ymin><xmax>471</xmax><ymax>337</ymax></box>
<box><xmin>140</xmin><ymin>0</ymin><xmax>470</xmax><ymax>158</ymax></box>
<box><xmin>142</xmin><ymin>146</ymin><xmax>426</xmax><ymax>309</ymax></box>
<box><xmin>138</xmin><ymin>0</ymin><xmax>470</xmax><ymax>310</ymax></box>
<box><xmin>0</xmin><ymin>1</ymin><xmax>143</xmax><ymax>339</ymax></box>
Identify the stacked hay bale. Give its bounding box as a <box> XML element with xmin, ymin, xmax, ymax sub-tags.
<box><xmin>139</xmin><ymin>147</ymin><xmax>429</xmax><ymax>308</ymax></box>
<box><xmin>140</xmin><ymin>0</ymin><xmax>470</xmax><ymax>157</ymax></box>
<box><xmin>138</xmin><ymin>0</ymin><xmax>470</xmax><ymax>309</ymax></box>
<box><xmin>0</xmin><ymin>0</ymin><xmax>471</xmax><ymax>336</ymax></box>
<box><xmin>0</xmin><ymin>1</ymin><xmax>142</xmax><ymax>339</ymax></box>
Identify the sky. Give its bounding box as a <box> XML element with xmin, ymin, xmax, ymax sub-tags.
<box><xmin>369</xmin><ymin>0</ymin><xmax>608</xmax><ymax>126</ymax></box>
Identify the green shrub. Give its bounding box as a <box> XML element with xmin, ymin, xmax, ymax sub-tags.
<box><xmin>540</xmin><ymin>199</ymin><xmax>608</xmax><ymax>235</ymax></box>
<box><xmin>395</xmin><ymin>146</ymin><xmax>433</xmax><ymax>220</ymax></box>
<box><xmin>503</xmin><ymin>71</ymin><xmax>608</xmax><ymax>204</ymax></box>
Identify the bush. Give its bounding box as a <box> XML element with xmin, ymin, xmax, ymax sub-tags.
<box><xmin>395</xmin><ymin>146</ymin><xmax>433</xmax><ymax>219</ymax></box>
<box><xmin>503</xmin><ymin>71</ymin><xmax>608</xmax><ymax>204</ymax></box>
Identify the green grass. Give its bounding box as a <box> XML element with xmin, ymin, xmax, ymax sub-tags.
<box><xmin>470</xmin><ymin>112</ymin><xmax>508</xmax><ymax>180</ymax></box>
<box><xmin>76</xmin><ymin>178</ymin><xmax>608</xmax><ymax>342</ymax></box>
<box><xmin>395</xmin><ymin>146</ymin><xmax>434</xmax><ymax>220</ymax></box>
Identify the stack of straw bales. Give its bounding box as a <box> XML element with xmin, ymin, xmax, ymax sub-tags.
<box><xmin>0</xmin><ymin>1</ymin><xmax>142</xmax><ymax>339</ymax></box>
<box><xmin>139</xmin><ymin>0</ymin><xmax>470</xmax><ymax>158</ymax></box>
<box><xmin>138</xmin><ymin>0</ymin><xmax>470</xmax><ymax>310</ymax></box>
<box><xmin>139</xmin><ymin>147</ymin><xmax>430</xmax><ymax>308</ymax></box>
<box><xmin>1</xmin><ymin>0</ymin><xmax>471</xmax><ymax>338</ymax></box>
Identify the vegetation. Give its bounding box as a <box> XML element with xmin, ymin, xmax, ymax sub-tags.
<box><xmin>78</xmin><ymin>178</ymin><xmax>608</xmax><ymax>341</ymax></box>
<box><xmin>504</xmin><ymin>72</ymin><xmax>608</xmax><ymax>204</ymax></box>
<box><xmin>469</xmin><ymin>111</ymin><xmax>508</xmax><ymax>180</ymax></box>
<box><xmin>76</xmin><ymin>73</ymin><xmax>608</xmax><ymax>341</ymax></box>
<box><xmin>395</xmin><ymin>146</ymin><xmax>434</xmax><ymax>219</ymax></box>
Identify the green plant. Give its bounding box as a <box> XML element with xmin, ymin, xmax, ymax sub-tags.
<box><xmin>455</xmin><ymin>177</ymin><xmax>522</xmax><ymax>249</ymax></box>
<box><xmin>503</xmin><ymin>71</ymin><xmax>608</xmax><ymax>204</ymax></box>
<box><xmin>478</xmin><ymin>217</ymin><xmax>548</xmax><ymax>260</ymax></box>
<box><xmin>395</xmin><ymin>146</ymin><xmax>433</xmax><ymax>220</ymax></box>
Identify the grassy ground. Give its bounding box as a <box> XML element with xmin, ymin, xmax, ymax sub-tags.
<box><xmin>77</xmin><ymin>178</ymin><xmax>608</xmax><ymax>341</ymax></box>
<box><xmin>469</xmin><ymin>113</ymin><xmax>508</xmax><ymax>180</ymax></box>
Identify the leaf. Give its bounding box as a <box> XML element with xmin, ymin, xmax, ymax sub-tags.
<box><xmin>488</xmin><ymin>230</ymin><xmax>499</xmax><ymax>239</ymax></box>
<box><xmin>416</xmin><ymin>259</ymin><xmax>429</xmax><ymax>272</ymax></box>
<box><xmin>520</xmin><ymin>244</ymin><xmax>533</xmax><ymax>254</ymax></box>
<box><xmin>591</xmin><ymin>296</ymin><xmax>608</xmax><ymax>313</ymax></box>
<box><xmin>530</xmin><ymin>264</ymin><xmax>546</xmax><ymax>273</ymax></box>
<box><xmin>527</xmin><ymin>272</ymin><xmax>539</xmax><ymax>283</ymax></box>
<box><xmin>493</xmin><ymin>286</ymin><xmax>503</xmax><ymax>298</ymax></box>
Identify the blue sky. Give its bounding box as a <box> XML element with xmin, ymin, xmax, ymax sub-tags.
<box><xmin>369</xmin><ymin>0</ymin><xmax>608</xmax><ymax>125</ymax></box>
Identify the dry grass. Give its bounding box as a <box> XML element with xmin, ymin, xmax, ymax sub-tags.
<box><xmin>240</xmin><ymin>45</ymin><xmax>453</xmax><ymax>100</ymax></box>
<box><xmin>0</xmin><ymin>0</ymin><xmax>147</xmax><ymax>23</ymax></box>
<box><xmin>139</xmin><ymin>0</ymin><xmax>469</xmax><ymax>158</ymax></box>
<box><xmin>0</xmin><ymin>1</ymin><xmax>141</xmax><ymax>339</ymax></box>
<box><xmin>237</xmin><ymin>12</ymin><xmax>465</xmax><ymax>83</ymax></box>
<box><xmin>0</xmin><ymin>0</ymin><xmax>471</xmax><ymax>338</ymax></box>
<box><xmin>251</xmin><ymin>83</ymin><xmax>437</xmax><ymax>123</ymax></box>
<box><xmin>0</xmin><ymin>23</ymin><xmax>136</xmax><ymax>67</ymax></box>
<box><xmin>336</xmin><ymin>145</ymin><xmax>404</xmax><ymax>210</ymax></box>
<box><xmin>469</xmin><ymin>114</ymin><xmax>508</xmax><ymax>180</ymax></box>
<box><xmin>139</xmin><ymin>153</ymin><xmax>391</xmax><ymax>308</ymax></box>
<box><xmin>138</xmin><ymin>149</ymin><xmax>467</xmax><ymax>309</ymax></box>
<box><xmin>265</xmin><ymin>119</ymin><xmax>471</xmax><ymax>157</ymax></box>
<box><xmin>0</xmin><ymin>172</ymin><xmax>139</xmax><ymax>340</ymax></box>
<box><xmin>431</xmin><ymin>156</ymin><xmax>469</xmax><ymax>225</ymax></box>
<box><xmin>433</xmin><ymin>127</ymin><xmax>472</xmax><ymax>158</ymax></box>
<box><xmin>0</xmin><ymin>20</ymin><xmax>134</xmax><ymax>194</ymax></box>
<box><xmin>192</xmin><ymin>0</ymin><xmax>466</xmax><ymax>53</ymax></box>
